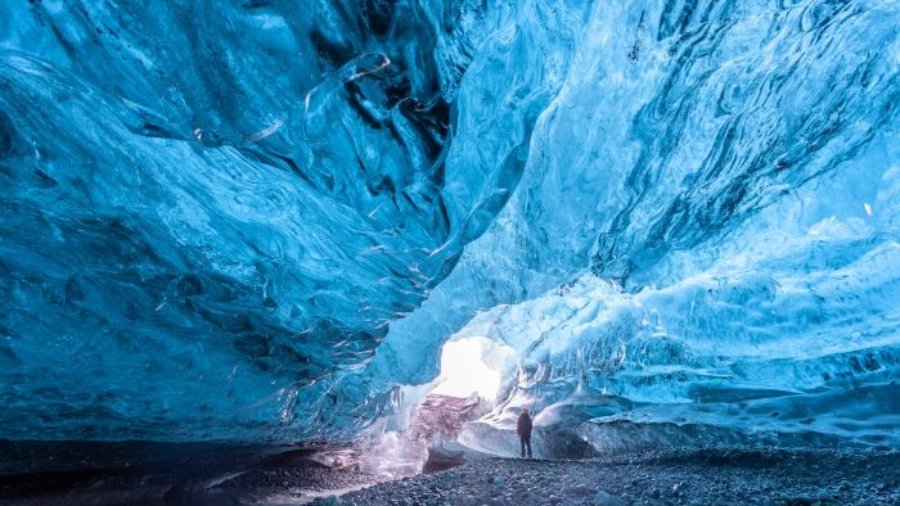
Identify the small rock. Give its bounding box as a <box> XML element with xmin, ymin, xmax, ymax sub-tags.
<box><xmin>780</xmin><ymin>494</ymin><xmax>816</xmax><ymax>506</ymax></box>
<box><xmin>317</xmin><ymin>495</ymin><xmax>342</xmax><ymax>506</ymax></box>
<box><xmin>594</xmin><ymin>490</ymin><xmax>628</xmax><ymax>506</ymax></box>
<box><xmin>565</xmin><ymin>485</ymin><xmax>596</xmax><ymax>498</ymax></box>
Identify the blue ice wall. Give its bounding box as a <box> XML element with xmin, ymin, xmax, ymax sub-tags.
<box><xmin>1</xmin><ymin>0</ymin><xmax>898</xmax><ymax>445</ymax></box>
<box><xmin>0</xmin><ymin>0</ymin><xmax>502</xmax><ymax>440</ymax></box>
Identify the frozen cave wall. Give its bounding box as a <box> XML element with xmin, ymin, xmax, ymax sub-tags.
<box><xmin>352</xmin><ymin>0</ymin><xmax>900</xmax><ymax>454</ymax></box>
<box><xmin>0</xmin><ymin>0</ymin><xmax>517</xmax><ymax>440</ymax></box>
<box><xmin>1</xmin><ymin>0</ymin><xmax>898</xmax><ymax>446</ymax></box>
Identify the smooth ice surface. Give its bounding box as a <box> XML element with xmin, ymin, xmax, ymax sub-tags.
<box><xmin>1</xmin><ymin>0</ymin><xmax>898</xmax><ymax>446</ymax></box>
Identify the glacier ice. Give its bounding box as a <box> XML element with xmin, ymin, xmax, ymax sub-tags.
<box><xmin>0</xmin><ymin>0</ymin><xmax>898</xmax><ymax>449</ymax></box>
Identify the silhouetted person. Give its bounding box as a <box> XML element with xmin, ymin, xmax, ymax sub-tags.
<box><xmin>517</xmin><ymin>407</ymin><xmax>533</xmax><ymax>458</ymax></box>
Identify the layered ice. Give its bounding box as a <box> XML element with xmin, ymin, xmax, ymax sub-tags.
<box><xmin>0</xmin><ymin>0</ymin><xmax>502</xmax><ymax>440</ymax></box>
<box><xmin>0</xmin><ymin>0</ymin><xmax>898</xmax><ymax>447</ymax></box>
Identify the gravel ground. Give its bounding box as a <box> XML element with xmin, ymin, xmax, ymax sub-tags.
<box><xmin>314</xmin><ymin>448</ymin><xmax>900</xmax><ymax>506</ymax></box>
<box><xmin>2</xmin><ymin>446</ymin><xmax>897</xmax><ymax>505</ymax></box>
<box><xmin>0</xmin><ymin>443</ymin><xmax>382</xmax><ymax>506</ymax></box>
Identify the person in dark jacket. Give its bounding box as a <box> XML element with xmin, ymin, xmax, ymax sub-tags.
<box><xmin>517</xmin><ymin>407</ymin><xmax>533</xmax><ymax>458</ymax></box>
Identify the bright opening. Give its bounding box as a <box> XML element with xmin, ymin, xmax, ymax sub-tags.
<box><xmin>432</xmin><ymin>336</ymin><xmax>515</xmax><ymax>399</ymax></box>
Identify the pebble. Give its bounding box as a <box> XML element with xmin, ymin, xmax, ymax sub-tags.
<box><xmin>594</xmin><ymin>490</ymin><xmax>628</xmax><ymax>506</ymax></box>
<box><xmin>318</xmin><ymin>495</ymin><xmax>342</xmax><ymax>506</ymax></box>
<box><xmin>565</xmin><ymin>484</ymin><xmax>596</xmax><ymax>497</ymax></box>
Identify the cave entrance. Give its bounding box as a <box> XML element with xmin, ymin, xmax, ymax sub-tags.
<box><xmin>358</xmin><ymin>337</ymin><xmax>517</xmax><ymax>476</ymax></box>
<box><xmin>431</xmin><ymin>336</ymin><xmax>516</xmax><ymax>402</ymax></box>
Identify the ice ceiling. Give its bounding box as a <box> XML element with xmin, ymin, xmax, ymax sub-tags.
<box><xmin>0</xmin><ymin>0</ymin><xmax>898</xmax><ymax>449</ymax></box>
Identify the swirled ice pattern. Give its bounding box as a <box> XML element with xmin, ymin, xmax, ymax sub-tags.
<box><xmin>0</xmin><ymin>0</ymin><xmax>897</xmax><ymax>447</ymax></box>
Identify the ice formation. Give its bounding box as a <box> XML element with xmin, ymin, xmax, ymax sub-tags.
<box><xmin>0</xmin><ymin>0</ymin><xmax>897</xmax><ymax>451</ymax></box>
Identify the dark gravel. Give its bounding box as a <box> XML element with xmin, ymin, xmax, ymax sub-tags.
<box><xmin>0</xmin><ymin>442</ymin><xmax>381</xmax><ymax>506</ymax></box>
<box><xmin>2</xmin><ymin>446</ymin><xmax>897</xmax><ymax>505</ymax></box>
<box><xmin>316</xmin><ymin>448</ymin><xmax>900</xmax><ymax>506</ymax></box>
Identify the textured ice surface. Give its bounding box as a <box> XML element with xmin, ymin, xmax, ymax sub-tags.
<box><xmin>0</xmin><ymin>0</ymin><xmax>898</xmax><ymax>445</ymax></box>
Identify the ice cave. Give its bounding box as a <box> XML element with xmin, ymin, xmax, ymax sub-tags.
<box><xmin>0</xmin><ymin>0</ymin><xmax>898</xmax><ymax>504</ymax></box>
